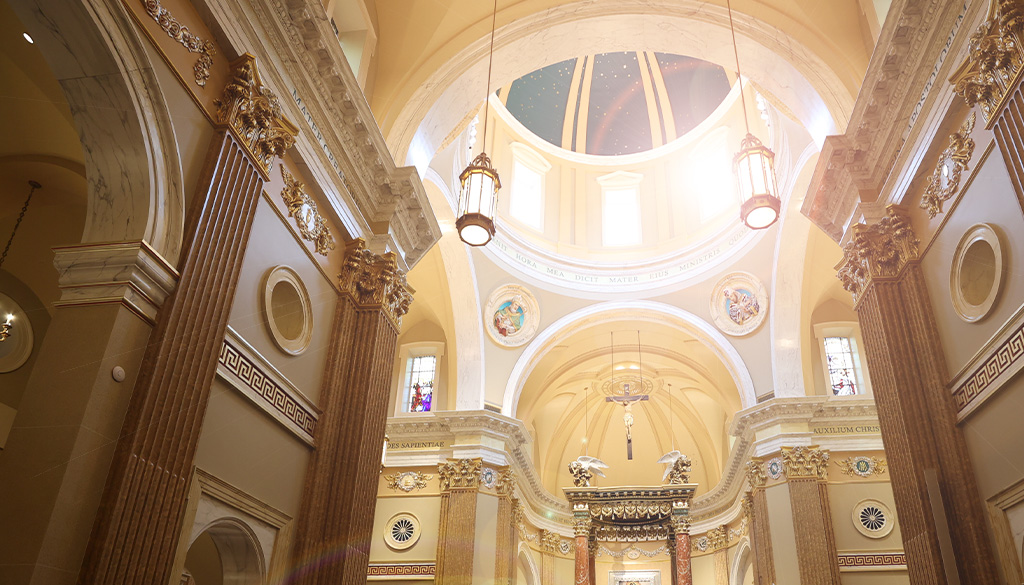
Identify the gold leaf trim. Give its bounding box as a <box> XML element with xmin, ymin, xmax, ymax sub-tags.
<box><xmin>142</xmin><ymin>0</ymin><xmax>215</xmax><ymax>88</ymax></box>
<box><xmin>920</xmin><ymin>113</ymin><xmax>977</xmax><ymax>218</ymax></box>
<box><xmin>280</xmin><ymin>166</ymin><xmax>336</xmax><ymax>256</ymax></box>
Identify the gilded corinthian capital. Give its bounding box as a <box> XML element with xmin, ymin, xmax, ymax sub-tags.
<box><xmin>437</xmin><ymin>458</ymin><xmax>482</xmax><ymax>492</ymax></box>
<box><xmin>339</xmin><ymin>240</ymin><xmax>413</xmax><ymax>327</ymax></box>
<box><xmin>215</xmin><ymin>54</ymin><xmax>298</xmax><ymax>178</ymax></box>
<box><xmin>836</xmin><ymin>205</ymin><xmax>919</xmax><ymax>304</ymax></box>
<box><xmin>781</xmin><ymin>446</ymin><xmax>830</xmax><ymax>480</ymax></box>
<box><xmin>952</xmin><ymin>0</ymin><xmax>1024</xmax><ymax>125</ymax></box>
<box><xmin>745</xmin><ymin>458</ymin><xmax>767</xmax><ymax>489</ymax></box>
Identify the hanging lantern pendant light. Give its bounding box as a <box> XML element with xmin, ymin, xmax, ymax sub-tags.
<box><xmin>457</xmin><ymin>0</ymin><xmax>501</xmax><ymax>246</ymax></box>
<box><xmin>727</xmin><ymin>0</ymin><xmax>781</xmax><ymax>230</ymax></box>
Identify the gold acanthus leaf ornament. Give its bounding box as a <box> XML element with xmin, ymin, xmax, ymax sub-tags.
<box><xmin>920</xmin><ymin>112</ymin><xmax>977</xmax><ymax>218</ymax></box>
<box><xmin>280</xmin><ymin>166</ymin><xmax>336</xmax><ymax>256</ymax></box>
<box><xmin>745</xmin><ymin>458</ymin><xmax>767</xmax><ymax>489</ymax></box>
<box><xmin>437</xmin><ymin>458</ymin><xmax>482</xmax><ymax>491</ymax></box>
<box><xmin>952</xmin><ymin>0</ymin><xmax>1024</xmax><ymax>124</ymax></box>
<box><xmin>781</xmin><ymin>446</ymin><xmax>830</xmax><ymax>480</ymax></box>
<box><xmin>339</xmin><ymin>241</ymin><xmax>413</xmax><ymax>328</ymax></box>
<box><xmin>836</xmin><ymin>205</ymin><xmax>920</xmax><ymax>305</ymax></box>
<box><xmin>143</xmin><ymin>0</ymin><xmax>214</xmax><ymax>88</ymax></box>
<box><xmin>215</xmin><ymin>54</ymin><xmax>298</xmax><ymax>178</ymax></box>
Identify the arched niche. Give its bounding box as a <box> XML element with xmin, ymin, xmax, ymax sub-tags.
<box><xmin>9</xmin><ymin>0</ymin><xmax>186</xmax><ymax>263</ymax></box>
<box><xmin>184</xmin><ymin>518</ymin><xmax>265</xmax><ymax>585</ymax></box>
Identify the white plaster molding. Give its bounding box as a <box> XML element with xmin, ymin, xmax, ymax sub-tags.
<box><xmin>215</xmin><ymin>0</ymin><xmax>441</xmax><ymax>270</ymax></box>
<box><xmin>52</xmin><ymin>240</ymin><xmax>179</xmax><ymax>324</ymax></box>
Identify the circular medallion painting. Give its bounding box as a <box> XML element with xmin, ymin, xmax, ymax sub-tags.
<box><xmin>766</xmin><ymin>457</ymin><xmax>784</xmax><ymax>480</ymax></box>
<box><xmin>485</xmin><ymin>284</ymin><xmax>540</xmax><ymax>347</ymax></box>
<box><xmin>710</xmin><ymin>272</ymin><xmax>768</xmax><ymax>337</ymax></box>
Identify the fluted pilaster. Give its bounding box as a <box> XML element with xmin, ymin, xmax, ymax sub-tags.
<box><xmin>781</xmin><ymin>446</ymin><xmax>839</xmax><ymax>585</ymax></box>
<box><xmin>436</xmin><ymin>458</ymin><xmax>482</xmax><ymax>585</ymax></box>
<box><xmin>745</xmin><ymin>460</ymin><xmax>775</xmax><ymax>585</ymax></box>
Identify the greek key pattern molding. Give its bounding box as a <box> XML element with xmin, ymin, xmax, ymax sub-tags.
<box><xmin>953</xmin><ymin>321</ymin><xmax>1024</xmax><ymax>413</ymax></box>
<box><xmin>837</xmin><ymin>553</ymin><xmax>907</xmax><ymax>569</ymax></box>
<box><xmin>218</xmin><ymin>338</ymin><xmax>318</xmax><ymax>442</ymax></box>
<box><xmin>367</xmin><ymin>564</ymin><xmax>436</xmax><ymax>577</ymax></box>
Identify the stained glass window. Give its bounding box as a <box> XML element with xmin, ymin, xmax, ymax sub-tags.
<box><xmin>824</xmin><ymin>336</ymin><xmax>858</xmax><ymax>396</ymax></box>
<box><xmin>407</xmin><ymin>355</ymin><xmax>436</xmax><ymax>412</ymax></box>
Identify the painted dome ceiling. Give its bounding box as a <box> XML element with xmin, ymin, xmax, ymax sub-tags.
<box><xmin>498</xmin><ymin>52</ymin><xmax>731</xmax><ymax>156</ymax></box>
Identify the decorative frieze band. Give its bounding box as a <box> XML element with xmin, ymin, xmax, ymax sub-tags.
<box><xmin>953</xmin><ymin>318</ymin><xmax>1024</xmax><ymax>416</ymax></box>
<box><xmin>836</xmin><ymin>205</ymin><xmax>920</xmax><ymax>305</ymax></box>
<box><xmin>837</xmin><ymin>552</ymin><xmax>907</xmax><ymax>570</ymax></box>
<box><xmin>216</xmin><ymin>327</ymin><xmax>319</xmax><ymax>444</ymax></box>
<box><xmin>367</xmin><ymin>563</ymin><xmax>435</xmax><ymax>579</ymax></box>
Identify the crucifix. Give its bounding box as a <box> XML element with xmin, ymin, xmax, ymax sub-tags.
<box><xmin>606</xmin><ymin>382</ymin><xmax>649</xmax><ymax>460</ymax></box>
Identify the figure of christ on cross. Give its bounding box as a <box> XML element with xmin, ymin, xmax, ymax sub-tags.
<box><xmin>605</xmin><ymin>382</ymin><xmax>649</xmax><ymax>460</ymax></box>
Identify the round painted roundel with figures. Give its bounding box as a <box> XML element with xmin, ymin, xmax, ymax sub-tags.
<box><xmin>710</xmin><ymin>272</ymin><xmax>768</xmax><ymax>337</ymax></box>
<box><xmin>485</xmin><ymin>284</ymin><xmax>540</xmax><ymax>348</ymax></box>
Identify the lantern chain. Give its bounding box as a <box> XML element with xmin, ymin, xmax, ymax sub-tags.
<box><xmin>0</xmin><ymin>181</ymin><xmax>41</xmax><ymax>271</ymax></box>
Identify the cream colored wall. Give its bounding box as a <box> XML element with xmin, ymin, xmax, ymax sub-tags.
<box><xmin>473</xmin><ymin>494</ymin><xmax>501</xmax><ymax>583</ymax></box>
<box><xmin>368</xmin><ymin>495</ymin><xmax>441</xmax><ymax>563</ymax></box>
<box><xmin>919</xmin><ymin>139</ymin><xmax>1024</xmax><ymax>375</ymax></box>
<box><xmin>194</xmin><ymin>378</ymin><xmax>311</xmax><ymax>516</ymax></box>
<box><xmin>765</xmin><ymin>483</ymin><xmax>799</xmax><ymax>584</ymax></box>
<box><xmin>842</xmin><ymin>571</ymin><xmax>910</xmax><ymax>585</ymax></box>
<box><xmin>227</xmin><ymin>199</ymin><xmax>338</xmax><ymax>402</ymax></box>
<box><xmin>828</xmin><ymin>482</ymin><xmax>903</xmax><ymax>551</ymax></box>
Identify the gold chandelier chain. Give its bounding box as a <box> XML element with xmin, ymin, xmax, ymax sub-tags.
<box><xmin>726</xmin><ymin>0</ymin><xmax>752</xmax><ymax>136</ymax></box>
<box><xmin>0</xmin><ymin>181</ymin><xmax>41</xmax><ymax>271</ymax></box>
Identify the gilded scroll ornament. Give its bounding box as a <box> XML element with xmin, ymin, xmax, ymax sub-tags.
<box><xmin>437</xmin><ymin>458</ymin><xmax>482</xmax><ymax>491</ymax></box>
<box><xmin>745</xmin><ymin>458</ymin><xmax>767</xmax><ymax>489</ymax></box>
<box><xmin>339</xmin><ymin>240</ymin><xmax>413</xmax><ymax>327</ymax></box>
<box><xmin>215</xmin><ymin>55</ymin><xmax>298</xmax><ymax>178</ymax></box>
<box><xmin>952</xmin><ymin>0</ymin><xmax>1024</xmax><ymax>124</ymax></box>
<box><xmin>706</xmin><ymin>525</ymin><xmax>728</xmax><ymax>551</ymax></box>
<box><xmin>494</xmin><ymin>469</ymin><xmax>516</xmax><ymax>496</ymax></box>
<box><xmin>383</xmin><ymin>470</ymin><xmax>432</xmax><ymax>492</ymax></box>
<box><xmin>280</xmin><ymin>166</ymin><xmax>336</xmax><ymax>255</ymax></box>
<box><xmin>512</xmin><ymin>497</ymin><xmax>526</xmax><ymax>537</ymax></box>
<box><xmin>835</xmin><ymin>456</ymin><xmax>887</xmax><ymax>478</ymax></box>
<box><xmin>920</xmin><ymin>113</ymin><xmax>977</xmax><ymax>218</ymax></box>
<box><xmin>781</xmin><ymin>446</ymin><xmax>829</xmax><ymax>480</ymax></box>
<box><xmin>836</xmin><ymin>205</ymin><xmax>920</xmax><ymax>304</ymax></box>
<box><xmin>741</xmin><ymin>493</ymin><xmax>754</xmax><ymax>522</ymax></box>
<box><xmin>668</xmin><ymin>514</ymin><xmax>690</xmax><ymax>535</ymax></box>
<box><xmin>143</xmin><ymin>0</ymin><xmax>214</xmax><ymax>87</ymax></box>
<box><xmin>540</xmin><ymin>530</ymin><xmax>562</xmax><ymax>553</ymax></box>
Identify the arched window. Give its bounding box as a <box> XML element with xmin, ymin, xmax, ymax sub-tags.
<box><xmin>508</xmin><ymin>143</ymin><xmax>551</xmax><ymax>231</ymax></box>
<box><xmin>814</xmin><ymin>322</ymin><xmax>873</xmax><ymax>396</ymax></box>
<box><xmin>598</xmin><ymin>171</ymin><xmax>643</xmax><ymax>247</ymax></box>
<box><xmin>395</xmin><ymin>342</ymin><xmax>445</xmax><ymax>414</ymax></box>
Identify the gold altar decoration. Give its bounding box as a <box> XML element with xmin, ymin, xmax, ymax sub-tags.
<box><xmin>280</xmin><ymin>166</ymin><xmax>336</xmax><ymax>255</ymax></box>
<box><xmin>920</xmin><ymin>113</ymin><xmax>977</xmax><ymax>218</ymax></box>
<box><xmin>143</xmin><ymin>0</ymin><xmax>214</xmax><ymax>87</ymax></box>
<box><xmin>564</xmin><ymin>484</ymin><xmax>697</xmax><ymax>542</ymax></box>
<box><xmin>952</xmin><ymin>0</ymin><xmax>1024</xmax><ymax>126</ymax></box>
<box><xmin>836</xmin><ymin>205</ymin><xmax>920</xmax><ymax>304</ymax></box>
<box><xmin>706</xmin><ymin>525</ymin><xmax>729</xmax><ymax>551</ymax></box>
<box><xmin>215</xmin><ymin>54</ymin><xmax>298</xmax><ymax>179</ymax></box>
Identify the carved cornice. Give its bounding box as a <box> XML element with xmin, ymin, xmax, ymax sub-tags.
<box><xmin>803</xmin><ymin>0</ymin><xmax>974</xmax><ymax>240</ymax></box>
<box><xmin>142</xmin><ymin>0</ymin><xmax>214</xmax><ymax>87</ymax></box>
<box><xmin>836</xmin><ymin>205</ymin><xmax>920</xmax><ymax>305</ymax></box>
<box><xmin>952</xmin><ymin>0</ymin><xmax>1024</xmax><ymax>126</ymax></box>
<box><xmin>339</xmin><ymin>240</ymin><xmax>413</xmax><ymax>329</ymax></box>
<box><xmin>920</xmin><ymin>112</ymin><xmax>977</xmax><ymax>217</ymax></box>
<box><xmin>280</xmin><ymin>166</ymin><xmax>336</xmax><ymax>255</ymax></box>
<box><xmin>745</xmin><ymin>459</ymin><xmax>766</xmax><ymax>489</ymax></box>
<box><xmin>437</xmin><ymin>458</ymin><xmax>482</xmax><ymax>492</ymax></box>
<box><xmin>215</xmin><ymin>54</ymin><xmax>298</xmax><ymax>179</ymax></box>
<box><xmin>246</xmin><ymin>0</ymin><xmax>440</xmax><ymax>269</ymax></box>
<box><xmin>594</xmin><ymin>525</ymin><xmax>670</xmax><ymax>542</ymax></box>
<box><xmin>781</xmin><ymin>446</ymin><xmax>829</xmax><ymax>480</ymax></box>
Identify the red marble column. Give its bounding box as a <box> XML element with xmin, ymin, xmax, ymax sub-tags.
<box><xmin>574</xmin><ymin>535</ymin><xmax>590</xmax><ymax>585</ymax></box>
<box><xmin>674</xmin><ymin>532</ymin><xmax>692</xmax><ymax>585</ymax></box>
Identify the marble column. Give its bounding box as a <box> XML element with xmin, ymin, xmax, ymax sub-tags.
<box><xmin>539</xmin><ymin>530</ymin><xmax>560</xmax><ymax>585</ymax></box>
<box><xmin>952</xmin><ymin>0</ymin><xmax>1024</xmax><ymax>213</ymax></box>
<box><xmin>0</xmin><ymin>243</ymin><xmax>175</xmax><ymax>585</ymax></box>
<box><xmin>708</xmin><ymin>525</ymin><xmax>729</xmax><ymax>585</ymax></box>
<box><xmin>494</xmin><ymin>470</ymin><xmax>518</xmax><ymax>585</ymax></box>
<box><xmin>838</xmin><ymin>206</ymin><xmax>999</xmax><ymax>584</ymax></box>
<box><xmin>780</xmin><ymin>447</ymin><xmax>839</xmax><ymax>585</ymax></box>
<box><xmin>289</xmin><ymin>241</ymin><xmax>412</xmax><ymax>585</ymax></box>
<box><xmin>572</xmin><ymin>504</ymin><xmax>591</xmax><ymax>585</ymax></box>
<box><xmin>77</xmin><ymin>55</ymin><xmax>296</xmax><ymax>585</ymax></box>
<box><xmin>670</xmin><ymin>508</ymin><xmax>692</xmax><ymax>585</ymax></box>
<box><xmin>435</xmin><ymin>458</ymin><xmax>483</xmax><ymax>585</ymax></box>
